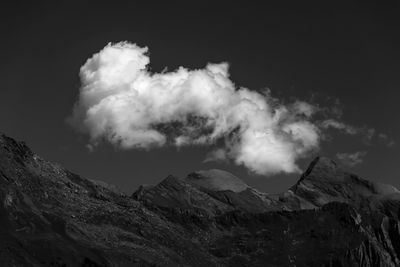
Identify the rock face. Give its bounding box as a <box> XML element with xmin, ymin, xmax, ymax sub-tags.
<box><xmin>1</xmin><ymin>132</ymin><xmax>400</xmax><ymax>266</ymax></box>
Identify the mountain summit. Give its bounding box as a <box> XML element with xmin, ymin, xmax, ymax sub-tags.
<box><xmin>291</xmin><ymin>156</ymin><xmax>400</xmax><ymax>207</ymax></box>
<box><xmin>1</xmin><ymin>132</ymin><xmax>400</xmax><ymax>266</ymax></box>
<box><xmin>185</xmin><ymin>169</ymin><xmax>249</xmax><ymax>192</ymax></box>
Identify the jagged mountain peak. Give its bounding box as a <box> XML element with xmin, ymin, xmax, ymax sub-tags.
<box><xmin>291</xmin><ymin>156</ymin><xmax>399</xmax><ymax>207</ymax></box>
<box><xmin>297</xmin><ymin>156</ymin><xmax>340</xmax><ymax>183</ymax></box>
<box><xmin>186</xmin><ymin>169</ymin><xmax>248</xmax><ymax>193</ymax></box>
<box><xmin>2</xmin><ymin>131</ymin><xmax>400</xmax><ymax>266</ymax></box>
<box><xmin>0</xmin><ymin>131</ymin><xmax>35</xmax><ymax>163</ymax></box>
<box><xmin>297</xmin><ymin>156</ymin><xmax>399</xmax><ymax>195</ymax></box>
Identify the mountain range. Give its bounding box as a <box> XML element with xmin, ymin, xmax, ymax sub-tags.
<box><xmin>1</xmin><ymin>132</ymin><xmax>400</xmax><ymax>266</ymax></box>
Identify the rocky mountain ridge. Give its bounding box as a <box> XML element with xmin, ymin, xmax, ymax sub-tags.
<box><xmin>1</xmin><ymin>132</ymin><xmax>400</xmax><ymax>266</ymax></box>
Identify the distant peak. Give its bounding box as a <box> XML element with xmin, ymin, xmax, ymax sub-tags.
<box><xmin>186</xmin><ymin>169</ymin><xmax>248</xmax><ymax>192</ymax></box>
<box><xmin>159</xmin><ymin>175</ymin><xmax>184</xmax><ymax>186</ymax></box>
<box><xmin>304</xmin><ymin>156</ymin><xmax>337</xmax><ymax>175</ymax></box>
<box><xmin>293</xmin><ymin>156</ymin><xmax>340</xmax><ymax>187</ymax></box>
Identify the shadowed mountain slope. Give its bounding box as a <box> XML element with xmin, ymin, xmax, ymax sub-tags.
<box><xmin>1</xmin><ymin>132</ymin><xmax>400</xmax><ymax>266</ymax></box>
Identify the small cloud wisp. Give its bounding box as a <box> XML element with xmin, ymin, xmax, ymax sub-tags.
<box><xmin>336</xmin><ymin>151</ymin><xmax>367</xmax><ymax>167</ymax></box>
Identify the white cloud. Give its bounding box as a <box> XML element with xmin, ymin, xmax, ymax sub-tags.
<box><xmin>204</xmin><ymin>148</ymin><xmax>228</xmax><ymax>163</ymax></box>
<box><xmin>336</xmin><ymin>151</ymin><xmax>367</xmax><ymax>166</ymax></box>
<box><xmin>69</xmin><ymin>42</ymin><xmax>324</xmax><ymax>175</ymax></box>
<box><xmin>290</xmin><ymin>101</ymin><xmax>316</xmax><ymax>117</ymax></box>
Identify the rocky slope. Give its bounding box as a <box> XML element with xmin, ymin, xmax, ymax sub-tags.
<box><xmin>1</xmin><ymin>132</ymin><xmax>400</xmax><ymax>266</ymax></box>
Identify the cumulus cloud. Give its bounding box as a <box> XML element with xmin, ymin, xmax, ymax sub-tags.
<box><xmin>69</xmin><ymin>42</ymin><xmax>323</xmax><ymax>175</ymax></box>
<box><xmin>336</xmin><ymin>151</ymin><xmax>367</xmax><ymax>166</ymax></box>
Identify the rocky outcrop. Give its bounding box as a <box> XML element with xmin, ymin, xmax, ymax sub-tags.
<box><xmin>1</xmin><ymin>132</ymin><xmax>400</xmax><ymax>266</ymax></box>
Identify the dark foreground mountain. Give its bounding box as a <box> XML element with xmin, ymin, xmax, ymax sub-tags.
<box><xmin>1</xmin><ymin>132</ymin><xmax>400</xmax><ymax>266</ymax></box>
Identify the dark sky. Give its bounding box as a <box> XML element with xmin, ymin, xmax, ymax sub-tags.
<box><xmin>1</xmin><ymin>0</ymin><xmax>399</xmax><ymax>194</ymax></box>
